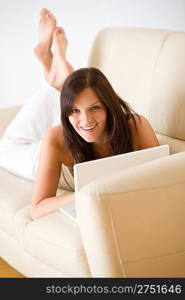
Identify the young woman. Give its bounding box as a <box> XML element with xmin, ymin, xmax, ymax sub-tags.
<box><xmin>0</xmin><ymin>9</ymin><xmax>159</xmax><ymax>220</ymax></box>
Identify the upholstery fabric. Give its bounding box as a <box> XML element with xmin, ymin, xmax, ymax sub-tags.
<box><xmin>77</xmin><ymin>152</ymin><xmax>185</xmax><ymax>277</ymax></box>
<box><xmin>0</xmin><ymin>167</ymin><xmax>90</xmax><ymax>277</ymax></box>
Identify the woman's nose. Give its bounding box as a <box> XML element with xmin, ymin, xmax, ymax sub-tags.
<box><xmin>80</xmin><ymin>111</ymin><xmax>93</xmax><ymax>125</ymax></box>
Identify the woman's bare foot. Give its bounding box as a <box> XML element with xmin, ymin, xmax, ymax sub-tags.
<box><xmin>46</xmin><ymin>27</ymin><xmax>74</xmax><ymax>91</ymax></box>
<box><xmin>34</xmin><ymin>8</ymin><xmax>56</xmax><ymax>72</ymax></box>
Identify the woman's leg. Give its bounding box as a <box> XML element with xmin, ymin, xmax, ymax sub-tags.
<box><xmin>0</xmin><ymin>8</ymin><xmax>73</xmax><ymax>180</ymax></box>
<box><xmin>34</xmin><ymin>8</ymin><xmax>73</xmax><ymax>92</ymax></box>
<box><xmin>45</xmin><ymin>26</ymin><xmax>74</xmax><ymax>91</ymax></box>
<box><xmin>34</xmin><ymin>8</ymin><xmax>57</xmax><ymax>76</ymax></box>
<box><xmin>3</xmin><ymin>8</ymin><xmax>73</xmax><ymax>143</ymax></box>
<box><xmin>2</xmin><ymin>84</ymin><xmax>60</xmax><ymax>143</ymax></box>
<box><xmin>0</xmin><ymin>139</ymin><xmax>42</xmax><ymax>180</ymax></box>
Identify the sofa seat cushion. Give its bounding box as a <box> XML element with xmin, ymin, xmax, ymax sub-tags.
<box><xmin>0</xmin><ymin>167</ymin><xmax>91</xmax><ymax>277</ymax></box>
<box><xmin>0</xmin><ymin>168</ymin><xmax>33</xmax><ymax>236</ymax></box>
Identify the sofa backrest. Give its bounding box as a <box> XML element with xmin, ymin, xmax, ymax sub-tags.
<box><xmin>88</xmin><ymin>27</ymin><xmax>185</xmax><ymax>147</ymax></box>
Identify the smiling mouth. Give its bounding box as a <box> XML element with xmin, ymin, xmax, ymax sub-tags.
<box><xmin>80</xmin><ymin>124</ymin><xmax>97</xmax><ymax>131</ymax></box>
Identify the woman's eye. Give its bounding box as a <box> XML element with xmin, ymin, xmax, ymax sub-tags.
<box><xmin>71</xmin><ymin>108</ymin><xmax>79</xmax><ymax>113</ymax></box>
<box><xmin>90</xmin><ymin>106</ymin><xmax>99</xmax><ymax>111</ymax></box>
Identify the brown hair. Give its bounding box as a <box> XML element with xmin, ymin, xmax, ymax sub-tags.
<box><xmin>60</xmin><ymin>67</ymin><xmax>138</xmax><ymax>163</ymax></box>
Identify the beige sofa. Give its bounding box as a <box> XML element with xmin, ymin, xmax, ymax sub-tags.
<box><xmin>0</xmin><ymin>27</ymin><xmax>185</xmax><ymax>278</ymax></box>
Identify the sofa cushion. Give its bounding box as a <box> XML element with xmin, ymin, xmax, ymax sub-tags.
<box><xmin>0</xmin><ymin>167</ymin><xmax>91</xmax><ymax>277</ymax></box>
<box><xmin>149</xmin><ymin>32</ymin><xmax>185</xmax><ymax>141</ymax></box>
<box><xmin>0</xmin><ymin>168</ymin><xmax>32</xmax><ymax>236</ymax></box>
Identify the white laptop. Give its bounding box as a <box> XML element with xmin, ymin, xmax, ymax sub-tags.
<box><xmin>60</xmin><ymin>144</ymin><xmax>169</xmax><ymax>221</ymax></box>
<box><xmin>74</xmin><ymin>144</ymin><xmax>169</xmax><ymax>193</ymax></box>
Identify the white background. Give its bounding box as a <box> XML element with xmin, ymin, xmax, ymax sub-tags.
<box><xmin>1</xmin><ymin>0</ymin><xmax>185</xmax><ymax>108</ymax></box>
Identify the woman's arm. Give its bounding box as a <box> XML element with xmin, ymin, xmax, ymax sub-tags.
<box><xmin>31</xmin><ymin>127</ymin><xmax>75</xmax><ymax>220</ymax></box>
<box><xmin>129</xmin><ymin>115</ymin><xmax>160</xmax><ymax>150</ymax></box>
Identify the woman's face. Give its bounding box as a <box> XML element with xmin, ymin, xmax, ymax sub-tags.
<box><xmin>68</xmin><ymin>87</ymin><xmax>107</xmax><ymax>144</ymax></box>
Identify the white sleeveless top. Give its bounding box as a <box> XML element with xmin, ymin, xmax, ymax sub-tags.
<box><xmin>58</xmin><ymin>163</ymin><xmax>75</xmax><ymax>191</ymax></box>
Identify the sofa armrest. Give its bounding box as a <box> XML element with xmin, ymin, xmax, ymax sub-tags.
<box><xmin>76</xmin><ymin>152</ymin><xmax>185</xmax><ymax>277</ymax></box>
<box><xmin>0</xmin><ymin>106</ymin><xmax>21</xmax><ymax>137</ymax></box>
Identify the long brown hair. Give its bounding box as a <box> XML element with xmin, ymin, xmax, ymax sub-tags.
<box><xmin>60</xmin><ymin>67</ymin><xmax>137</xmax><ymax>163</ymax></box>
